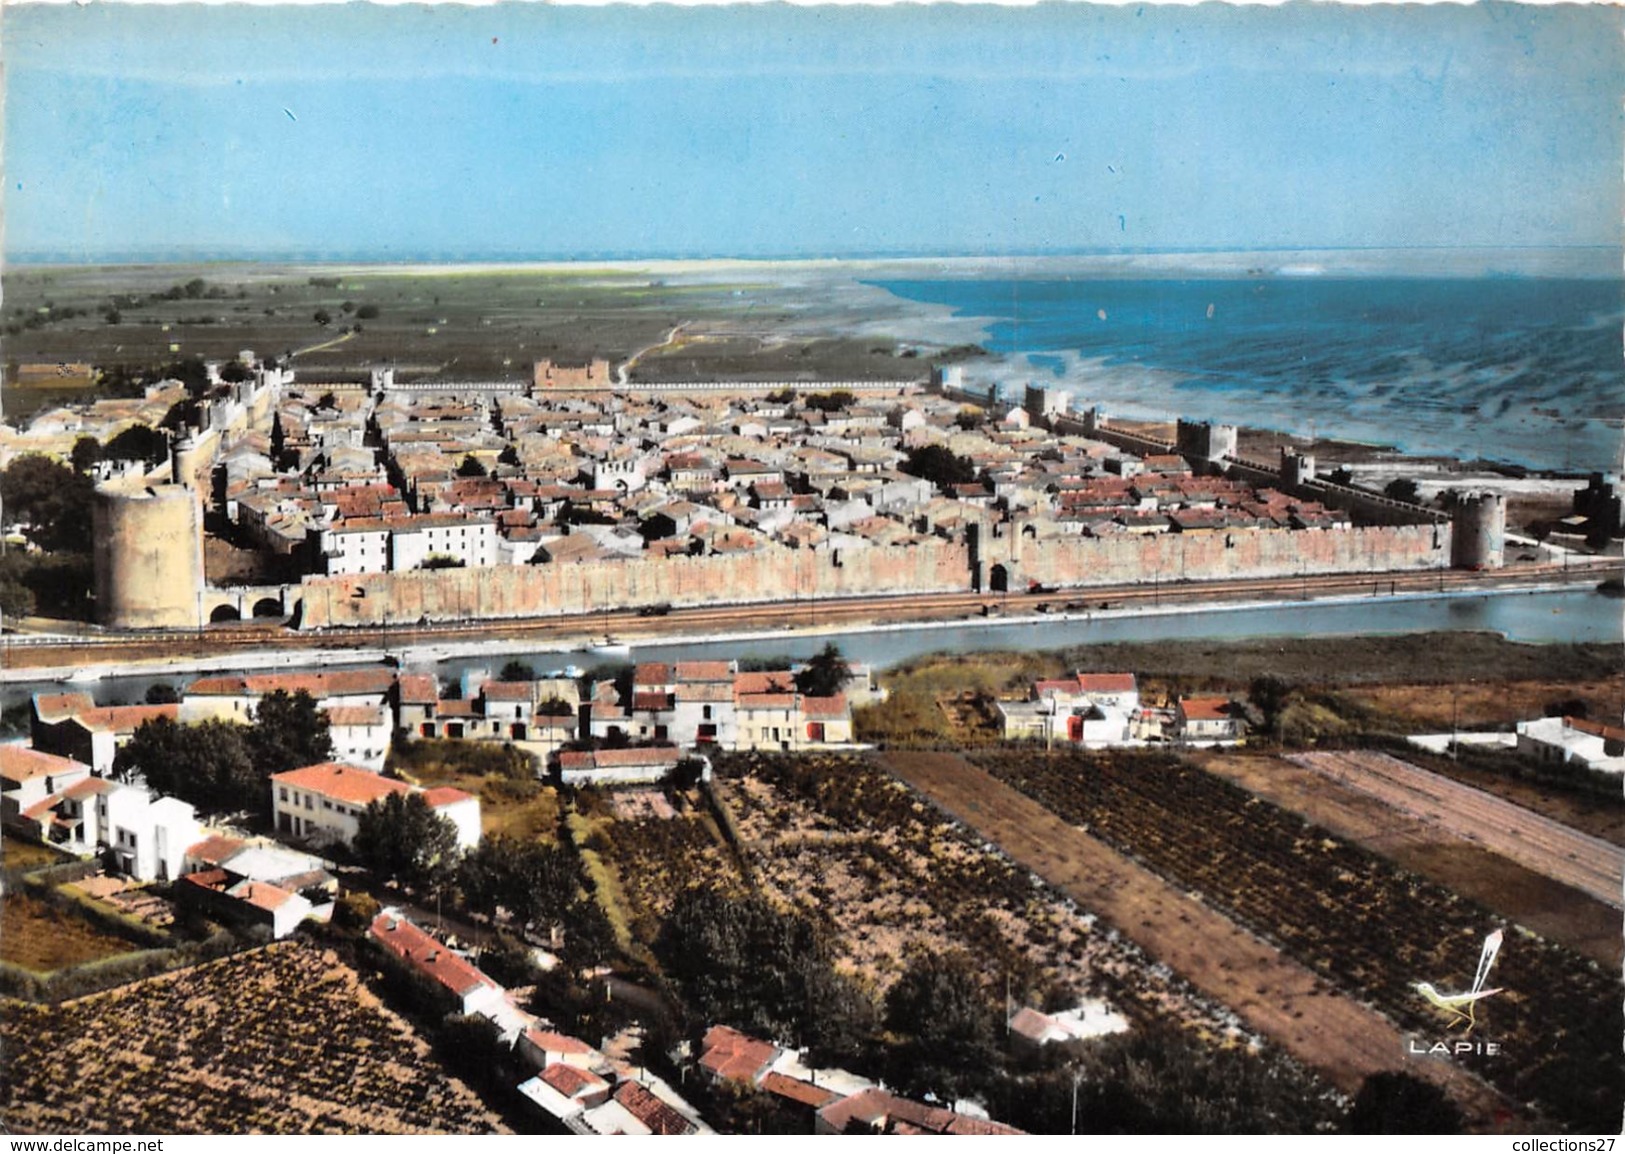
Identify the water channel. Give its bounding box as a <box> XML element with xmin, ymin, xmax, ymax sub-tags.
<box><xmin>15</xmin><ymin>586</ymin><xmax>1618</xmax><ymax>708</ymax></box>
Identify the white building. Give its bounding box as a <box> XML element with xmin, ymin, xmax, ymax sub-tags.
<box><xmin>1515</xmin><ymin>715</ymin><xmax>1625</xmax><ymax>775</ymax></box>
<box><xmin>50</xmin><ymin>778</ymin><xmax>201</xmax><ymax>882</ymax></box>
<box><xmin>270</xmin><ymin>762</ymin><xmax>479</xmax><ymax>849</ymax></box>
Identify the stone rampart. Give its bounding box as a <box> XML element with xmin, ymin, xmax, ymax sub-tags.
<box><xmin>296</xmin><ymin>521</ymin><xmax>1448</xmax><ymax>629</ymax></box>
<box><xmin>299</xmin><ymin>537</ymin><xmax>973</xmax><ymax>628</ymax></box>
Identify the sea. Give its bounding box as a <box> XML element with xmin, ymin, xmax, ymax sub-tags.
<box><xmin>870</xmin><ymin>275</ymin><xmax>1624</xmax><ymax>475</ymax></box>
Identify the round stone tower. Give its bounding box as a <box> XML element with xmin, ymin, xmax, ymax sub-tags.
<box><xmin>1450</xmin><ymin>492</ymin><xmax>1506</xmax><ymax>570</ymax></box>
<box><xmin>92</xmin><ymin>483</ymin><xmax>204</xmax><ymax>629</ymax></box>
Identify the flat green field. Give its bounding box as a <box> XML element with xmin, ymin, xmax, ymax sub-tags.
<box><xmin>1</xmin><ymin>262</ymin><xmax>946</xmax><ymax>418</ymax></box>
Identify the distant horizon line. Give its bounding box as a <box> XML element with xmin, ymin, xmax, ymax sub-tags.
<box><xmin>5</xmin><ymin>243</ymin><xmax>1619</xmax><ymax>272</ymax></box>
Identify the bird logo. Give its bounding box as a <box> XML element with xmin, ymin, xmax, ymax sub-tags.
<box><xmin>1414</xmin><ymin>928</ymin><xmax>1504</xmax><ymax>1035</ymax></box>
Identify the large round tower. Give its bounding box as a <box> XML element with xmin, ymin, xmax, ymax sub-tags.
<box><xmin>1450</xmin><ymin>492</ymin><xmax>1506</xmax><ymax>570</ymax></box>
<box><xmin>92</xmin><ymin>483</ymin><xmax>204</xmax><ymax>629</ymax></box>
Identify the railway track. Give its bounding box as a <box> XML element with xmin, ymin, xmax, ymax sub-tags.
<box><xmin>1288</xmin><ymin>749</ymin><xmax>1624</xmax><ymax>908</ymax></box>
<box><xmin>0</xmin><ymin>559</ymin><xmax>1611</xmax><ymax>670</ymax></box>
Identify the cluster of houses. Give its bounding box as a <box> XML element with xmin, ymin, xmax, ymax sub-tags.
<box><xmin>368</xmin><ymin>906</ymin><xmax>715</xmax><ymax>1135</ymax></box>
<box><xmin>361</xmin><ymin>901</ymin><xmax>1031</xmax><ymax>1135</ymax></box>
<box><xmin>0</xmin><ymin>351</ymin><xmax>1370</xmax><ymax>595</ymax></box>
<box><xmin>696</xmin><ymin>1023</ymin><xmax>1024</xmax><ymax>1135</ymax></box>
<box><xmin>997</xmin><ymin>672</ymin><xmax>1246</xmax><ymax>748</ymax></box>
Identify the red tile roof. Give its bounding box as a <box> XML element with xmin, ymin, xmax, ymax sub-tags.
<box><xmin>1075</xmin><ymin>673</ymin><xmax>1137</xmax><ymax>693</ymax></box>
<box><xmin>1178</xmin><ymin>696</ymin><xmax>1234</xmax><ymax>721</ymax></box>
<box><xmin>396</xmin><ymin>675</ymin><xmax>439</xmax><ymax>705</ymax></box>
<box><xmin>818</xmin><ymin>1088</ymin><xmax>1023</xmax><ymax>1135</ymax></box>
<box><xmin>187</xmin><ymin>670</ymin><xmax>382</xmax><ymax>698</ymax></box>
<box><xmin>674</xmin><ymin>661</ymin><xmax>734</xmax><ymax>682</ymax></box>
<box><xmin>369</xmin><ymin>911</ymin><xmax>497</xmax><ymax>998</ymax></box>
<box><xmin>557</xmin><ymin>746</ymin><xmax>681</xmax><ymax>771</ymax></box>
<box><xmin>611</xmin><ymin>1080</ymin><xmax>696</xmax><ymax>1136</ymax></box>
<box><xmin>733</xmin><ymin>671</ymin><xmax>796</xmax><ymax>695</ymax></box>
<box><xmin>272</xmin><ymin>763</ymin><xmax>411</xmax><ymax>806</ymax></box>
<box><xmin>186</xmin><ymin>834</ymin><xmax>247</xmax><ymax>866</ymax></box>
<box><xmin>0</xmin><ymin>745</ymin><xmax>90</xmax><ymax>784</ymax></box>
<box><xmin>633</xmin><ymin>663</ymin><xmax>673</xmax><ymax>686</ymax></box>
<box><xmin>801</xmin><ymin>694</ymin><xmax>847</xmax><ymax>719</ymax></box>
<box><xmin>481</xmin><ymin>681</ymin><xmax>534</xmax><ymax>702</ymax></box>
<box><xmin>71</xmin><ymin>704</ymin><xmax>178</xmax><ymax>733</ymax></box>
<box><xmin>541</xmin><ymin>1063</ymin><xmax>608</xmax><ymax>1099</ymax></box>
<box><xmin>421</xmin><ymin>785</ymin><xmax>476</xmax><ymax>809</ymax></box>
<box><xmin>232</xmin><ymin>879</ymin><xmax>297</xmax><ymax>913</ymax></box>
<box><xmin>699</xmin><ymin>1025</ymin><xmax>778</xmax><ymax>1085</ymax></box>
<box><xmin>760</xmin><ymin>1071</ymin><xmax>839</xmax><ymax>1109</ymax></box>
<box><xmin>525</xmin><ymin>1028</ymin><xmax>595</xmax><ymax>1056</ymax></box>
<box><xmin>31</xmin><ymin>692</ymin><xmax>95</xmax><ymax>723</ymax></box>
<box><xmin>631</xmin><ymin>692</ymin><xmax>673</xmax><ymax>712</ymax></box>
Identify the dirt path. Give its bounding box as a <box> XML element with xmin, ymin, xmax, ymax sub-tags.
<box><xmin>879</xmin><ymin>749</ymin><xmax>1517</xmax><ymax>1129</ymax></box>
<box><xmin>1289</xmin><ymin>750</ymin><xmax>1623</xmax><ymax>909</ymax></box>
<box><xmin>1198</xmin><ymin>752</ymin><xmax>1622</xmax><ymax>969</ymax></box>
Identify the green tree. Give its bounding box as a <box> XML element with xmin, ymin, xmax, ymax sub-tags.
<box><xmin>883</xmin><ymin>948</ymin><xmax>1000</xmax><ymax>1098</ymax></box>
<box><xmin>356</xmin><ymin>304</ymin><xmax>380</xmax><ymax>320</ymax></box>
<box><xmin>1249</xmin><ymin>675</ymin><xmax>1292</xmax><ymax>741</ymax></box>
<box><xmin>458</xmin><ymin>835</ymin><xmax>579</xmax><ymax>929</ymax></box>
<box><xmin>354</xmin><ymin>791</ymin><xmax>462</xmax><ymax>893</ymax></box>
<box><xmin>1345</xmin><ymin>1072</ymin><xmax>1463</xmax><ymax>1135</ymax></box>
<box><xmin>802</xmin><ymin>390</ymin><xmax>855</xmax><ymax>413</ymax></box>
<box><xmin>794</xmin><ymin>643</ymin><xmax>852</xmax><ymax>699</ymax></box>
<box><xmin>70</xmin><ymin>437</ymin><xmax>102</xmax><ymax>474</ymax></box>
<box><xmin>900</xmin><ymin>444</ymin><xmax>978</xmax><ymax>489</ymax></box>
<box><xmin>659</xmin><ymin>887</ymin><xmax>872</xmax><ymax>1052</ymax></box>
<box><xmin>103</xmin><ymin>424</ymin><xmax>169</xmax><ymax>466</ymax></box>
<box><xmin>1</xmin><ymin>455</ymin><xmax>95</xmax><ymax>554</ymax></box>
<box><xmin>219</xmin><ymin>360</ymin><xmax>253</xmax><ymax>384</ymax></box>
<box><xmin>144</xmin><ymin>683</ymin><xmax>180</xmax><ymax>705</ymax></box>
<box><xmin>248</xmin><ymin>689</ymin><xmax>334</xmax><ymax>780</ymax></box>
<box><xmin>499</xmin><ymin>660</ymin><xmax>536</xmax><ymax>683</ymax></box>
<box><xmin>457</xmin><ymin>454</ymin><xmax>488</xmax><ymax>478</ymax></box>
<box><xmin>115</xmin><ymin>716</ymin><xmax>256</xmax><ymax>813</ymax></box>
<box><xmin>1383</xmin><ymin>478</ymin><xmax>1422</xmax><ymax>505</ymax></box>
<box><xmin>313</xmin><ymin>308</ymin><xmax>333</xmax><ymax>327</ymax></box>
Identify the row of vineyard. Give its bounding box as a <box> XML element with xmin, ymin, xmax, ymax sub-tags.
<box><xmin>719</xmin><ymin>753</ymin><xmax>1340</xmax><ymax>1107</ymax></box>
<box><xmin>971</xmin><ymin>748</ymin><xmax>1624</xmax><ymax>1133</ymax></box>
<box><xmin>0</xmin><ymin>941</ymin><xmax>508</xmax><ymax>1135</ymax></box>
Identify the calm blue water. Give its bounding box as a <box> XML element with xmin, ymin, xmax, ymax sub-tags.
<box><xmin>14</xmin><ymin>588</ymin><xmax>1616</xmax><ymax>707</ymax></box>
<box><xmin>874</xmin><ymin>277</ymin><xmax>1624</xmax><ymax>473</ymax></box>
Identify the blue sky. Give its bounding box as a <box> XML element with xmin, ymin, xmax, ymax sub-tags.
<box><xmin>4</xmin><ymin>2</ymin><xmax>1620</xmax><ymax>262</ymax></box>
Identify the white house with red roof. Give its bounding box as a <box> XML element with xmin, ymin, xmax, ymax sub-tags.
<box><xmin>1174</xmin><ymin>696</ymin><xmax>1245</xmax><ymax>745</ymax></box>
<box><xmin>368</xmin><ymin>908</ymin><xmax>506</xmax><ymax>1016</ymax></box>
<box><xmin>178</xmin><ymin>869</ymin><xmax>314</xmax><ymax>939</ymax></box>
<box><xmin>31</xmin><ymin>693</ymin><xmax>179</xmax><ymax>775</ymax></box>
<box><xmin>270</xmin><ymin>762</ymin><xmax>479</xmax><ymax>849</ymax></box>
<box><xmin>555</xmin><ymin>746</ymin><xmax>686</xmax><ymax>787</ymax></box>
<box><xmin>0</xmin><ymin>745</ymin><xmax>94</xmax><ymax>834</ymax></box>
<box><xmin>38</xmin><ymin>776</ymin><xmax>201</xmax><ymax>882</ymax></box>
<box><xmin>1001</xmin><ymin>672</ymin><xmax>1142</xmax><ymax>747</ymax></box>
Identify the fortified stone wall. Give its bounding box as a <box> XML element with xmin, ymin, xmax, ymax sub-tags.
<box><xmin>990</xmin><ymin>522</ymin><xmax>1449</xmax><ymax>589</ymax></box>
<box><xmin>299</xmin><ymin>537</ymin><xmax>973</xmax><ymax>628</ymax></box>
<box><xmin>296</xmin><ymin>520</ymin><xmax>1448</xmax><ymax>629</ymax></box>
